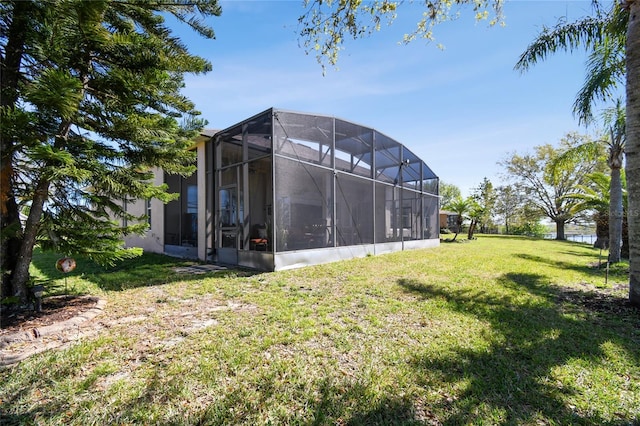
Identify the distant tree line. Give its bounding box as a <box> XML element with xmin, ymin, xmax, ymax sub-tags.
<box><xmin>442</xmin><ymin>129</ymin><xmax>621</xmax><ymax>246</ymax></box>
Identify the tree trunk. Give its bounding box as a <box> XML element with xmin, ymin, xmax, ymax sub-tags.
<box><xmin>593</xmin><ymin>211</ymin><xmax>609</xmax><ymax>250</ymax></box>
<box><xmin>1</xmin><ymin>1</ymin><xmax>32</xmax><ymax>298</ymax></box>
<box><xmin>622</xmin><ymin>213</ymin><xmax>629</xmax><ymax>259</ymax></box>
<box><xmin>10</xmin><ymin>178</ymin><xmax>50</xmax><ymax>301</ymax></box>
<box><xmin>555</xmin><ymin>220</ymin><xmax>566</xmax><ymax>240</ymax></box>
<box><xmin>451</xmin><ymin>216</ymin><xmax>462</xmax><ymax>241</ymax></box>
<box><xmin>467</xmin><ymin>219</ymin><xmax>477</xmax><ymax>240</ymax></box>
<box><xmin>609</xmin><ymin>166</ymin><xmax>623</xmax><ymax>263</ymax></box>
<box><xmin>10</xmin><ymin>112</ymin><xmax>76</xmax><ymax>300</ymax></box>
<box><xmin>1</xmin><ymin>185</ymin><xmax>21</xmax><ymax>299</ymax></box>
<box><xmin>626</xmin><ymin>0</ymin><xmax>640</xmax><ymax>307</ymax></box>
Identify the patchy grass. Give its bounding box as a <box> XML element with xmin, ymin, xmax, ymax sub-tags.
<box><xmin>2</xmin><ymin>235</ymin><xmax>639</xmax><ymax>425</ymax></box>
<box><xmin>28</xmin><ymin>249</ymin><xmax>240</xmax><ymax>294</ymax></box>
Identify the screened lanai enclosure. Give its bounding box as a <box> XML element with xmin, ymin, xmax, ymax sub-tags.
<box><xmin>209</xmin><ymin>108</ymin><xmax>440</xmax><ymax>270</ymax></box>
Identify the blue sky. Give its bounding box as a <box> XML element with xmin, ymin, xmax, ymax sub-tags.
<box><xmin>176</xmin><ymin>0</ymin><xmax>615</xmax><ymax>196</ymax></box>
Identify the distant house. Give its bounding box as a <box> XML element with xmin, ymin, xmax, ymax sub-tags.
<box><xmin>123</xmin><ymin>108</ymin><xmax>440</xmax><ymax>270</ymax></box>
<box><xmin>439</xmin><ymin>210</ymin><xmax>460</xmax><ymax>232</ymax></box>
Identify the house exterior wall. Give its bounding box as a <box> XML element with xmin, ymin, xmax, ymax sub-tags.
<box><xmin>123</xmin><ymin>140</ymin><xmax>206</xmax><ymax>260</ymax></box>
<box><xmin>439</xmin><ymin>212</ymin><xmax>459</xmax><ymax>232</ymax></box>
<box><xmin>123</xmin><ymin>167</ymin><xmax>164</xmax><ymax>253</ymax></box>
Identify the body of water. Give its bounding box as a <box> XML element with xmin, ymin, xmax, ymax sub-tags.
<box><xmin>544</xmin><ymin>234</ymin><xmax>597</xmax><ymax>244</ymax></box>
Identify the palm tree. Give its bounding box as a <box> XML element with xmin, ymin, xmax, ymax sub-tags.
<box><xmin>573</xmin><ymin>29</ymin><xmax>626</xmax><ymax>124</ymax></box>
<box><xmin>563</xmin><ymin>171</ymin><xmax>627</xmax><ymax>254</ymax></box>
<box><xmin>467</xmin><ymin>201</ymin><xmax>484</xmax><ymax>240</ymax></box>
<box><xmin>602</xmin><ymin>101</ymin><xmax>626</xmax><ymax>263</ymax></box>
<box><xmin>515</xmin><ymin>3</ymin><xmax>627</xmax><ymax>124</ymax></box>
<box><xmin>626</xmin><ymin>0</ymin><xmax>640</xmax><ymax>306</ymax></box>
<box><xmin>565</xmin><ymin>172</ymin><xmax>611</xmax><ymax>248</ymax></box>
<box><xmin>445</xmin><ymin>197</ymin><xmax>471</xmax><ymax>242</ymax></box>
<box><xmin>553</xmin><ymin>102</ymin><xmax>625</xmax><ymax>262</ymax></box>
<box><xmin>516</xmin><ymin>1</ymin><xmax>640</xmax><ymax>306</ymax></box>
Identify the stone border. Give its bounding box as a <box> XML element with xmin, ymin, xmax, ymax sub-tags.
<box><xmin>0</xmin><ymin>296</ymin><xmax>106</xmax><ymax>367</ymax></box>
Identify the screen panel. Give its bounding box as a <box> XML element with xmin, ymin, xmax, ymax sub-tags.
<box><xmin>335</xmin><ymin>173</ymin><xmax>374</xmax><ymax>246</ymax></box>
<box><xmin>374</xmin><ymin>131</ymin><xmax>401</xmax><ymax>185</ymax></box>
<box><xmin>374</xmin><ymin>182</ymin><xmax>400</xmax><ymax>243</ymax></box>
<box><xmin>246</xmin><ymin>112</ymin><xmax>272</xmax><ymax>160</ymax></box>
<box><xmin>335</xmin><ymin>119</ymin><xmax>373</xmax><ymax>178</ymax></box>
<box><xmin>274</xmin><ymin>112</ymin><xmax>332</xmax><ymax>167</ymax></box>
<box><xmin>274</xmin><ymin>156</ymin><xmax>333</xmax><ymax>251</ymax></box>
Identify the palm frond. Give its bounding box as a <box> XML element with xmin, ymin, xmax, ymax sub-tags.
<box><xmin>515</xmin><ymin>15</ymin><xmax>607</xmax><ymax>72</ymax></box>
<box><xmin>573</xmin><ymin>36</ymin><xmax>626</xmax><ymax>124</ymax></box>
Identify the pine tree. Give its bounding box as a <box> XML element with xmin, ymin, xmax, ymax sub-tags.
<box><xmin>0</xmin><ymin>0</ymin><xmax>221</xmax><ymax>302</ymax></box>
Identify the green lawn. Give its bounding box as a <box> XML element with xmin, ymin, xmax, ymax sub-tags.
<box><xmin>2</xmin><ymin>235</ymin><xmax>639</xmax><ymax>425</ymax></box>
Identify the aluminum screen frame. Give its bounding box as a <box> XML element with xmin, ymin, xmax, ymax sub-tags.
<box><xmin>212</xmin><ymin>108</ymin><xmax>440</xmax><ymax>270</ymax></box>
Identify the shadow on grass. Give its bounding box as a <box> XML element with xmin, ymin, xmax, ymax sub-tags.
<box><xmin>398</xmin><ymin>274</ymin><xmax>639</xmax><ymax>425</ymax></box>
<box><xmin>30</xmin><ymin>249</ymin><xmax>260</xmax><ymax>293</ymax></box>
<box><xmin>3</xmin><ymin>274</ymin><xmax>637</xmax><ymax>425</ymax></box>
<box><xmin>169</xmin><ymin>378</ymin><xmax>427</xmax><ymax>425</ymax></box>
<box><xmin>559</xmin><ymin>248</ymin><xmax>605</xmax><ymax>258</ymax></box>
<box><xmin>0</xmin><ymin>358</ymin><xmax>425</xmax><ymax>425</ymax></box>
<box><xmin>513</xmin><ymin>252</ymin><xmax>602</xmax><ymax>275</ymax></box>
<box><xmin>134</xmin><ymin>373</ymin><xmax>425</xmax><ymax>425</ymax></box>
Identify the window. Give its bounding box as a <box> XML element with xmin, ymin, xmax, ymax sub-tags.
<box><xmin>164</xmin><ymin>170</ymin><xmax>198</xmax><ymax>247</ymax></box>
<box><xmin>146</xmin><ymin>199</ymin><xmax>152</xmax><ymax>226</ymax></box>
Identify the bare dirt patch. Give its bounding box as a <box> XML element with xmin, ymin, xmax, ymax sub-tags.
<box><xmin>1</xmin><ymin>286</ymin><xmax>259</xmax><ymax>367</ymax></box>
<box><xmin>1</xmin><ymin>295</ymin><xmax>99</xmax><ymax>334</ymax></box>
<box><xmin>555</xmin><ymin>283</ymin><xmax>640</xmax><ymax>318</ymax></box>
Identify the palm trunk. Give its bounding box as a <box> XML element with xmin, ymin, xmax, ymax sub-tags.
<box><xmin>467</xmin><ymin>219</ymin><xmax>476</xmax><ymax>240</ymax></box>
<box><xmin>609</xmin><ymin>166</ymin><xmax>623</xmax><ymax>263</ymax></box>
<box><xmin>452</xmin><ymin>216</ymin><xmax>463</xmax><ymax>241</ymax></box>
<box><xmin>626</xmin><ymin>0</ymin><xmax>640</xmax><ymax>306</ymax></box>
<box><xmin>622</xmin><ymin>214</ymin><xmax>629</xmax><ymax>259</ymax></box>
<box><xmin>593</xmin><ymin>211</ymin><xmax>609</xmax><ymax>250</ymax></box>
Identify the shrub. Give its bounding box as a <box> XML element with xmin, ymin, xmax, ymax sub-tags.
<box><xmin>510</xmin><ymin>222</ymin><xmax>547</xmax><ymax>238</ymax></box>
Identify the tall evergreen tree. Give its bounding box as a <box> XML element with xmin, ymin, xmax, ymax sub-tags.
<box><xmin>0</xmin><ymin>0</ymin><xmax>221</xmax><ymax>302</ymax></box>
<box><xmin>494</xmin><ymin>184</ymin><xmax>542</xmax><ymax>235</ymax></box>
<box><xmin>494</xmin><ymin>185</ymin><xmax>520</xmax><ymax>234</ymax></box>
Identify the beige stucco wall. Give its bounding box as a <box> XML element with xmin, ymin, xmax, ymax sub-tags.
<box><xmin>122</xmin><ymin>167</ymin><xmax>165</xmax><ymax>254</ymax></box>
<box><xmin>124</xmin><ymin>140</ymin><xmax>208</xmax><ymax>261</ymax></box>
